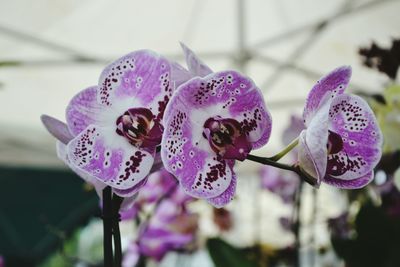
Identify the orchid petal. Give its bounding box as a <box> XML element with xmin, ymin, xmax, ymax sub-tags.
<box><xmin>66</xmin><ymin>86</ymin><xmax>103</xmax><ymax>136</ymax></box>
<box><xmin>303</xmin><ymin>66</ymin><xmax>351</xmax><ymax>126</ymax></box>
<box><xmin>298</xmin><ymin>100</ymin><xmax>331</xmax><ymax>183</ymax></box>
<box><xmin>323</xmin><ymin>171</ymin><xmax>374</xmax><ymax>189</ymax></box>
<box><xmin>180</xmin><ymin>42</ymin><xmax>213</xmax><ymax>77</ymax></box>
<box><xmin>56</xmin><ymin>141</ymin><xmax>106</xmax><ymax>196</ymax></box>
<box><xmin>123</xmin><ymin>243</ymin><xmax>140</xmax><ymax>267</ymax></box>
<box><xmin>207</xmin><ymin>174</ymin><xmax>237</xmax><ymax>208</ymax></box>
<box><xmin>41</xmin><ymin>115</ymin><xmax>74</xmax><ymax>144</ymax></box>
<box><xmin>113</xmin><ymin>177</ymin><xmax>148</xmax><ymax>197</ymax></box>
<box><xmin>98</xmin><ymin>50</ymin><xmax>185</xmax><ymax>122</ymax></box>
<box><xmin>120</xmin><ymin>194</ymin><xmax>139</xmax><ymax>211</ymax></box>
<box><xmin>326</xmin><ymin>94</ymin><xmax>383</xmax><ymax>180</ymax></box>
<box><xmin>170</xmin><ymin>61</ymin><xmax>192</xmax><ymax>89</ymax></box>
<box><xmin>298</xmin><ymin>131</ymin><xmax>320</xmax><ymax>186</ymax></box>
<box><xmin>67</xmin><ymin>125</ymin><xmax>154</xmax><ymax>190</ymax></box>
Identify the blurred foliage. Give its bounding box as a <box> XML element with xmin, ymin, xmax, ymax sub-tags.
<box><xmin>331</xmin><ymin>201</ymin><xmax>400</xmax><ymax>267</ymax></box>
<box><xmin>0</xmin><ymin>167</ymin><xmax>99</xmax><ymax>266</ymax></box>
<box><xmin>39</xmin><ymin>230</ymin><xmax>80</xmax><ymax>267</ymax></box>
<box><xmin>206</xmin><ymin>238</ymin><xmax>259</xmax><ymax>267</ymax></box>
<box><xmin>206</xmin><ymin>238</ymin><xmax>297</xmax><ymax>267</ymax></box>
<box><xmin>370</xmin><ymin>85</ymin><xmax>400</xmax><ymax>153</ymax></box>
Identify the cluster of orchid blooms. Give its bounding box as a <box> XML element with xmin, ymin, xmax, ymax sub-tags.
<box><xmin>41</xmin><ymin>42</ymin><xmax>383</xmax><ymax>265</ymax></box>
<box><xmin>42</xmin><ymin>43</ymin><xmax>383</xmax><ymax>209</ymax></box>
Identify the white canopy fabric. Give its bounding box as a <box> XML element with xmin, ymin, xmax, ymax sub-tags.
<box><xmin>0</xmin><ymin>0</ymin><xmax>399</xmax><ymax>167</ymax></box>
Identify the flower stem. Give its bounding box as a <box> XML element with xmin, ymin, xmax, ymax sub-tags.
<box><xmin>112</xmin><ymin>194</ymin><xmax>124</xmax><ymax>267</ymax></box>
<box><xmin>246</xmin><ymin>154</ymin><xmax>318</xmax><ymax>186</ymax></box>
<box><xmin>268</xmin><ymin>137</ymin><xmax>299</xmax><ymax>161</ymax></box>
<box><xmin>246</xmin><ymin>154</ymin><xmax>296</xmax><ymax>172</ymax></box>
<box><xmin>102</xmin><ymin>186</ymin><xmax>113</xmax><ymax>267</ymax></box>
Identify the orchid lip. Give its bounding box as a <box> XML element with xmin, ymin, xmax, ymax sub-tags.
<box><xmin>203</xmin><ymin>117</ymin><xmax>251</xmax><ymax>161</ymax></box>
<box><xmin>327</xmin><ymin>130</ymin><xmax>343</xmax><ymax>155</ymax></box>
<box><xmin>116</xmin><ymin>107</ymin><xmax>163</xmax><ymax>149</ymax></box>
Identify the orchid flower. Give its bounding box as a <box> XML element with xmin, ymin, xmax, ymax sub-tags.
<box><xmin>161</xmin><ymin>44</ymin><xmax>272</xmax><ymax>207</ymax></box>
<box><xmin>298</xmin><ymin>66</ymin><xmax>383</xmax><ymax>188</ymax></box>
<box><xmin>120</xmin><ymin>169</ymin><xmax>193</xmax><ymax>220</ymax></box>
<box><xmin>42</xmin><ymin>50</ymin><xmax>190</xmax><ymax>198</ymax></box>
<box><xmin>123</xmin><ymin>199</ymin><xmax>198</xmax><ymax>266</ymax></box>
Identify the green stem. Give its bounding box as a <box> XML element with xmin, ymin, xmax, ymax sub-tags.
<box><xmin>268</xmin><ymin>137</ymin><xmax>299</xmax><ymax>162</ymax></box>
<box><xmin>246</xmin><ymin>154</ymin><xmax>318</xmax><ymax>186</ymax></box>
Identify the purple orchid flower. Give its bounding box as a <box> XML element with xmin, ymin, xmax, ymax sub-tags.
<box><xmin>135</xmin><ymin>169</ymin><xmax>179</xmax><ymax>204</ymax></box>
<box><xmin>120</xmin><ymin>169</ymin><xmax>193</xmax><ymax>220</ymax></box>
<box><xmin>161</xmin><ymin>44</ymin><xmax>272</xmax><ymax>207</ymax></box>
<box><xmin>123</xmin><ymin>199</ymin><xmax>198</xmax><ymax>265</ymax></box>
<box><xmin>42</xmin><ymin>50</ymin><xmax>190</xmax><ymax>198</ymax></box>
<box><xmin>298</xmin><ymin>66</ymin><xmax>383</xmax><ymax>188</ymax></box>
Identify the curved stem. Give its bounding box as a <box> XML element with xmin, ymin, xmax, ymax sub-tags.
<box><xmin>246</xmin><ymin>154</ymin><xmax>318</xmax><ymax>186</ymax></box>
<box><xmin>246</xmin><ymin>154</ymin><xmax>296</xmax><ymax>171</ymax></box>
<box><xmin>268</xmin><ymin>137</ymin><xmax>299</xmax><ymax>161</ymax></box>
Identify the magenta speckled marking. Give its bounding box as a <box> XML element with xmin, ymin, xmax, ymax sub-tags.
<box><xmin>68</xmin><ymin>125</ymin><xmax>154</xmax><ymax>189</ymax></box>
<box><xmin>325</xmin><ymin>94</ymin><xmax>382</xmax><ymax>180</ymax></box>
<box><xmin>98</xmin><ymin>51</ymin><xmax>176</xmax><ymax>122</ymax></box>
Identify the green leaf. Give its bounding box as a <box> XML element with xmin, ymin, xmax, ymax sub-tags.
<box><xmin>206</xmin><ymin>238</ymin><xmax>258</xmax><ymax>267</ymax></box>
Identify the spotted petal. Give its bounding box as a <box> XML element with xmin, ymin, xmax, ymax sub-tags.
<box><xmin>112</xmin><ymin>177</ymin><xmax>148</xmax><ymax>197</ymax></box>
<box><xmin>303</xmin><ymin>66</ymin><xmax>351</xmax><ymax>126</ymax></box>
<box><xmin>326</xmin><ymin>94</ymin><xmax>383</xmax><ymax>180</ymax></box>
<box><xmin>207</xmin><ymin>174</ymin><xmax>237</xmax><ymax>208</ymax></box>
<box><xmin>67</xmin><ymin>125</ymin><xmax>154</xmax><ymax>190</ymax></box>
<box><xmin>323</xmin><ymin>171</ymin><xmax>374</xmax><ymax>189</ymax></box>
<box><xmin>162</xmin><ymin>71</ymin><xmax>271</xmax><ymax>198</ymax></box>
<box><xmin>164</xmin><ymin>71</ymin><xmax>271</xmax><ymax>148</ymax></box>
<box><xmin>98</xmin><ymin>50</ymin><xmax>188</xmax><ymax>122</ymax></box>
<box><xmin>66</xmin><ymin>86</ymin><xmax>103</xmax><ymax>136</ymax></box>
<box><xmin>56</xmin><ymin>141</ymin><xmax>106</xmax><ymax>196</ymax></box>
<box><xmin>180</xmin><ymin>42</ymin><xmax>213</xmax><ymax>77</ymax></box>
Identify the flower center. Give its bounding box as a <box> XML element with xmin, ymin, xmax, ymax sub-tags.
<box><xmin>116</xmin><ymin>108</ymin><xmax>163</xmax><ymax>149</ymax></box>
<box><xmin>327</xmin><ymin>130</ymin><xmax>343</xmax><ymax>154</ymax></box>
<box><xmin>326</xmin><ymin>130</ymin><xmax>346</xmax><ymax>176</ymax></box>
<box><xmin>203</xmin><ymin>117</ymin><xmax>251</xmax><ymax>161</ymax></box>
